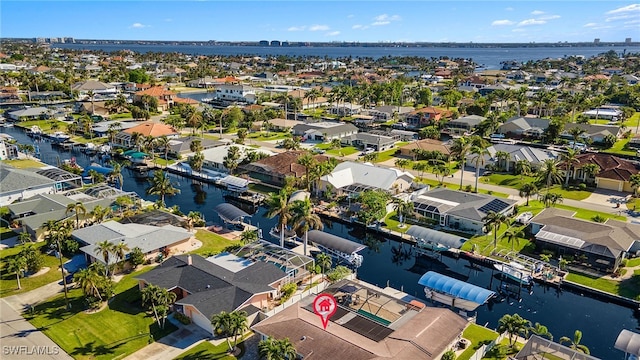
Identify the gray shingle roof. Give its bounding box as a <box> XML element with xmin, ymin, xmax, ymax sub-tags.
<box><xmin>8</xmin><ymin>194</ymin><xmax>74</xmax><ymax>216</ymax></box>
<box><xmin>0</xmin><ymin>167</ymin><xmax>56</xmax><ymax>193</ymax></box>
<box><xmin>292</xmin><ymin>123</ymin><xmax>358</xmax><ymax>136</ymax></box>
<box><xmin>421</xmin><ymin>188</ymin><xmax>516</xmax><ymax>221</ymax></box>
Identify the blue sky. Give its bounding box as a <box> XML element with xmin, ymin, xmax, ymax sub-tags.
<box><xmin>2</xmin><ymin>1</ymin><xmax>639</xmax><ymax>43</ymax></box>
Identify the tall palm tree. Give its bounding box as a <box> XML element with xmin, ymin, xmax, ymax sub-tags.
<box><xmin>73</xmin><ymin>266</ymin><xmax>103</xmax><ymax>302</ymax></box>
<box><xmin>568</xmin><ymin>126</ymin><xmax>586</xmax><ymax>149</ymax></box>
<box><xmin>290</xmin><ymin>198</ymin><xmax>323</xmax><ymax>256</ymax></box>
<box><xmin>497</xmin><ymin>313</ymin><xmax>531</xmax><ymax>348</ymax></box>
<box><xmin>581</xmin><ymin>163</ymin><xmax>600</xmax><ymax>183</ymax></box>
<box><xmin>559</xmin><ymin>330</ymin><xmax>590</xmax><ymax>354</ymax></box>
<box><xmin>66</xmin><ymin>201</ymin><xmax>87</xmax><ymax>229</ymax></box>
<box><xmin>483</xmin><ymin>211</ymin><xmax>508</xmax><ymax>249</ymax></box>
<box><xmin>315</xmin><ymin>252</ymin><xmax>332</xmax><ymax>275</ymax></box>
<box><xmin>394</xmin><ymin>199</ymin><xmax>414</xmax><ymax>228</ymax></box>
<box><xmin>146</xmin><ymin>170</ymin><xmax>180</xmax><ymax>207</ymax></box>
<box><xmin>229</xmin><ymin>311</ymin><xmax>248</xmax><ymax>352</ymax></box>
<box><xmin>90</xmin><ymin>205</ymin><xmax>111</xmax><ymax>224</ymax></box>
<box><xmin>94</xmin><ymin>240</ymin><xmax>115</xmax><ymax>277</ymax></box>
<box><xmin>470</xmin><ymin>145</ymin><xmax>489</xmax><ymax>193</ymax></box>
<box><xmin>87</xmin><ymin>90</ymin><xmax>95</xmax><ymax>115</ymax></box>
<box><xmin>266</xmin><ymin>190</ymin><xmax>291</xmax><ymax>248</ymax></box>
<box><xmin>494</xmin><ymin>150</ymin><xmax>511</xmax><ymax>172</ymax></box>
<box><xmin>504</xmin><ymin>228</ymin><xmax>523</xmax><ymax>251</ymax></box>
<box><xmin>112</xmin><ymin>242</ymin><xmax>130</xmax><ymax>273</ymax></box>
<box><xmin>211</xmin><ymin>311</ymin><xmax>234</xmax><ymax>352</ymax></box>
<box><xmin>6</xmin><ymin>256</ymin><xmax>27</xmax><ymax>289</ymax></box>
<box><xmin>296</xmin><ymin>152</ymin><xmax>316</xmax><ymax>192</ymax></box>
<box><xmin>562</xmin><ymin>148</ymin><xmax>580</xmax><ymax>186</ymax></box>
<box><xmin>155</xmin><ymin>135</ymin><xmax>171</xmax><ymax>162</ymax></box>
<box><xmin>141</xmin><ymin>284</ymin><xmax>163</xmax><ymax>328</ymax></box>
<box><xmin>451</xmin><ymin>136</ymin><xmax>472</xmax><ymax>190</ymax></box>
<box><xmin>538</xmin><ymin>159</ymin><xmax>563</xmax><ymax>193</ymax></box>
<box><xmin>519</xmin><ymin>183</ymin><xmax>538</xmax><ymax>206</ymax></box>
<box><xmin>240</xmin><ymin>229</ymin><xmax>259</xmax><ymax>244</ymax></box>
<box><xmin>109</xmin><ymin>161</ymin><xmax>125</xmax><ymax>190</ymax></box>
<box><xmin>223</xmin><ymin>146</ymin><xmax>241</xmax><ymax>175</ymax></box>
<box><xmin>514</xmin><ymin>159</ymin><xmax>531</xmax><ymax>178</ymax></box>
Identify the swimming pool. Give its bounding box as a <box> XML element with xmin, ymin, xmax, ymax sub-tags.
<box><xmin>356</xmin><ymin>309</ymin><xmax>391</xmax><ymax>326</ymax></box>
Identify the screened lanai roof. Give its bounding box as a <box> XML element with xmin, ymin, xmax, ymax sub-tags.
<box><xmin>235</xmin><ymin>240</ymin><xmax>314</xmax><ymax>277</ymax></box>
<box><xmin>342</xmin><ymin>182</ymin><xmax>380</xmax><ymax>194</ymax></box>
<box><xmin>213</xmin><ymin>203</ymin><xmax>251</xmax><ymax>223</ymax></box>
<box><xmin>406</xmin><ymin>225</ymin><xmax>467</xmax><ymax>249</ymax></box>
<box><xmin>418</xmin><ymin>271</ymin><xmax>495</xmax><ymax>306</ymax></box>
<box><xmin>307</xmin><ymin>230</ymin><xmax>366</xmax><ymax>254</ymax></box>
<box><xmin>36</xmin><ymin>168</ymin><xmax>81</xmax><ymax>182</ymax></box>
<box><xmin>615</xmin><ymin>329</ymin><xmax>640</xmax><ymax>356</ymax></box>
<box><xmin>536</xmin><ymin>229</ymin><xmax>585</xmax><ymax>249</ymax></box>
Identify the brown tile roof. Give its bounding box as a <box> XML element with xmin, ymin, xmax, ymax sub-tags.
<box><xmin>135</xmin><ymin>86</ymin><xmax>175</xmax><ymax>97</ymax></box>
<box><xmin>400</xmin><ymin>139</ymin><xmax>451</xmax><ymax>155</ymax></box>
<box><xmin>572</xmin><ymin>153</ymin><xmax>639</xmax><ymax>181</ymax></box>
<box><xmin>173</xmin><ymin>97</ymin><xmax>199</xmax><ymax>104</ymax></box>
<box><xmin>123</xmin><ymin>122</ymin><xmax>177</xmax><ymax>137</ymax></box>
<box><xmin>246</xmin><ymin>151</ymin><xmax>329</xmax><ymax>177</ymax></box>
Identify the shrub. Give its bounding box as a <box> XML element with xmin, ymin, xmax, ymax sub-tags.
<box><xmin>578</xmin><ymin>183</ymin><xmax>587</xmax><ymax>190</ymax></box>
<box><xmin>280</xmin><ymin>283</ymin><xmax>297</xmax><ymax>302</ymax></box>
<box><xmin>592</xmin><ymin>214</ymin><xmax>606</xmax><ymax>223</ymax></box>
<box><xmin>464</xmin><ymin>185</ymin><xmax>472</xmax><ymax>192</ymax></box>
<box><xmin>326</xmin><ymin>265</ymin><xmax>352</xmax><ymax>282</ymax></box>
<box><xmin>129</xmin><ymin>247</ymin><xmax>145</xmax><ymax>268</ymax></box>
<box><xmin>174</xmin><ymin>311</ymin><xmax>191</xmax><ymax>325</ymax></box>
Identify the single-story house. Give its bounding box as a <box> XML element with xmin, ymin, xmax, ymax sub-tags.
<box><xmin>390</xmin><ymin>129</ymin><xmax>419</xmax><ymax>142</ymax></box>
<box><xmin>239</xmin><ymin>150</ymin><xmax>330</xmax><ymax>187</ymax></box>
<box><xmin>530</xmin><ymin>208</ymin><xmax>639</xmax><ymax>273</ymax></box>
<box><xmin>399</xmin><ymin>139</ymin><xmax>451</xmax><ymax>160</ymax></box>
<box><xmin>7</xmin><ymin>107</ymin><xmax>50</xmax><ymax>121</ymax></box>
<box><xmin>466</xmin><ymin>144</ymin><xmax>559</xmax><ymax>172</ymax></box>
<box><xmin>253</xmin><ymin>279</ymin><xmax>468</xmax><ymax>360</ymax></box>
<box><xmin>328</xmin><ymin>103</ymin><xmax>362</xmax><ymax>116</ymax></box>
<box><xmin>341</xmin><ymin>133</ymin><xmax>396</xmax><ymax>151</ymax></box>
<box><xmin>165</xmin><ymin>137</ymin><xmax>224</xmax><ymax>157</ymax></box>
<box><xmin>411</xmin><ymin>188</ymin><xmax>517</xmax><ymax>234</ymax></box>
<box><xmin>71</xmin><ymin>80</ymin><xmax>118</xmax><ymax>99</ymax></box>
<box><xmin>497</xmin><ymin>116</ymin><xmax>550</xmax><ymax>138</ymax></box>
<box><xmin>582</xmin><ymin>108</ymin><xmax>622</xmax><ymax>121</ymax></box>
<box><xmin>267</xmin><ymin>118</ymin><xmax>304</xmax><ymax>132</ymax></box>
<box><xmin>138</xmin><ymin>253</ymin><xmax>288</xmax><ymax>334</ymax></box>
<box><xmin>114</xmin><ymin>122</ymin><xmax>179</xmax><ymax>147</ymax></box>
<box><xmin>91</xmin><ymin>121</ymin><xmax>139</xmax><ymax>138</ymax></box>
<box><xmin>443</xmin><ymin>115</ymin><xmax>485</xmax><ymax>135</ymax></box>
<box><xmin>320</xmin><ymin>161</ymin><xmax>414</xmax><ymax>195</ymax></box>
<box><xmin>362</xmin><ymin>106</ymin><xmax>415</xmax><ymax>122</ymax></box>
<box><xmin>563</xmin><ymin>153</ymin><xmax>640</xmax><ymax>192</ymax></box>
<box><xmin>198</xmin><ymin>144</ymin><xmax>273</xmax><ymax>173</ymax></box>
<box><xmin>292</xmin><ymin>122</ymin><xmax>358</xmax><ymax>142</ymax></box>
<box><xmin>561</xmin><ymin>123</ymin><xmax>622</xmax><ymax>144</ymax></box>
<box><xmin>0</xmin><ymin>166</ymin><xmax>82</xmax><ymax>206</ymax></box>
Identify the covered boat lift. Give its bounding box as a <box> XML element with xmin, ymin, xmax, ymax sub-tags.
<box><xmin>615</xmin><ymin>329</ymin><xmax>640</xmax><ymax>359</ymax></box>
<box><xmin>213</xmin><ymin>203</ymin><xmax>252</xmax><ymax>225</ymax></box>
<box><xmin>406</xmin><ymin>225</ymin><xmax>467</xmax><ymax>256</ymax></box>
<box><xmin>418</xmin><ymin>271</ymin><xmax>495</xmax><ymax>311</ymax></box>
<box><xmin>307</xmin><ymin>230</ymin><xmax>366</xmax><ymax>268</ymax></box>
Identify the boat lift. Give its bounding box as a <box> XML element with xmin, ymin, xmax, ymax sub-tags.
<box><xmin>306</xmin><ymin>230</ymin><xmax>366</xmax><ymax>268</ymax></box>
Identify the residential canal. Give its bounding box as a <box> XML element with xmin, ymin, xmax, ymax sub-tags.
<box><xmin>3</xmin><ymin>125</ymin><xmax>637</xmax><ymax>359</ymax></box>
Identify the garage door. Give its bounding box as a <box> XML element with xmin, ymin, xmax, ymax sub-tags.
<box><xmin>597</xmin><ymin>178</ymin><xmax>622</xmax><ymax>191</ymax></box>
<box><xmin>189</xmin><ymin>309</ymin><xmax>213</xmax><ymax>335</ymax></box>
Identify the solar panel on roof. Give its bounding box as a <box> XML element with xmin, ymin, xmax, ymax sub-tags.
<box><xmin>342</xmin><ymin>314</ymin><xmax>394</xmax><ymax>342</ymax></box>
<box><xmin>478</xmin><ymin>199</ymin><xmax>510</xmax><ymax>214</ymax></box>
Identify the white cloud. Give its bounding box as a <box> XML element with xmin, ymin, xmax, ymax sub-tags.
<box><xmin>373</xmin><ymin>14</ymin><xmax>401</xmax><ymax>22</ymax></box>
<box><xmin>326</xmin><ymin>31</ymin><xmax>341</xmax><ymax>36</ymax></box>
<box><xmin>491</xmin><ymin>19</ymin><xmax>514</xmax><ymax>26</ymax></box>
<box><xmin>606</xmin><ymin>4</ymin><xmax>640</xmax><ymax>14</ymax></box>
<box><xmin>625</xmin><ymin>19</ymin><xmax>640</xmax><ymax>24</ymax></box>
<box><xmin>352</xmin><ymin>24</ymin><xmax>369</xmax><ymax>30</ymax></box>
<box><xmin>164</xmin><ymin>18</ymin><xmax>172</xmax><ymax>22</ymax></box>
<box><xmin>517</xmin><ymin>19</ymin><xmax>546</xmax><ymax>26</ymax></box>
<box><xmin>309</xmin><ymin>24</ymin><xmax>330</xmax><ymax>31</ymax></box>
<box><xmin>531</xmin><ymin>10</ymin><xmax>545</xmax><ymax>15</ymax></box>
<box><xmin>129</xmin><ymin>23</ymin><xmax>147</xmax><ymax>28</ymax></box>
<box><xmin>372</xmin><ymin>21</ymin><xmax>390</xmax><ymax>26</ymax></box>
<box><xmin>287</xmin><ymin>26</ymin><xmax>306</xmax><ymax>31</ymax></box>
<box><xmin>583</xmin><ymin>22</ymin><xmax>598</xmax><ymax>27</ymax></box>
<box><xmin>606</xmin><ymin>14</ymin><xmax>637</xmax><ymax>22</ymax></box>
<box><xmin>539</xmin><ymin>15</ymin><xmax>560</xmax><ymax>20</ymax></box>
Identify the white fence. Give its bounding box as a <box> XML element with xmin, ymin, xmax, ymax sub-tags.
<box><xmin>467</xmin><ymin>331</ymin><xmax>508</xmax><ymax>360</ymax></box>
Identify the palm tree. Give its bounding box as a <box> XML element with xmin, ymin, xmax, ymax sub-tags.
<box><xmin>146</xmin><ymin>170</ymin><xmax>180</xmax><ymax>207</ymax></box>
<box><xmin>538</xmin><ymin>159</ymin><xmax>563</xmax><ymax>193</ymax></box>
<box><xmin>519</xmin><ymin>183</ymin><xmax>538</xmax><ymax>206</ymax></box>
<box><xmin>223</xmin><ymin>146</ymin><xmax>241</xmax><ymax>175</ymax></box>
<box><xmin>497</xmin><ymin>313</ymin><xmax>531</xmax><ymax>348</ymax></box>
<box><xmin>630</xmin><ymin>174</ymin><xmax>640</xmax><ymax>197</ymax></box>
<box><xmin>315</xmin><ymin>252</ymin><xmax>332</xmax><ymax>275</ymax></box>
<box><xmin>504</xmin><ymin>228</ymin><xmax>523</xmax><ymax>251</ymax></box>
<box><xmin>394</xmin><ymin>158</ymin><xmax>410</xmax><ymax>171</ymax></box>
<box><xmin>394</xmin><ymin>199</ymin><xmax>414</xmax><ymax>228</ymax></box>
<box><xmin>483</xmin><ymin>211</ymin><xmax>507</xmax><ymax>249</ymax></box>
<box><xmin>90</xmin><ymin>205</ymin><xmax>111</xmax><ymax>224</ymax></box>
<box><xmin>297</xmin><ymin>152</ymin><xmax>316</xmax><ymax>192</ymax></box>
<box><xmin>229</xmin><ymin>311</ymin><xmax>248</xmax><ymax>352</ymax></box>
<box><xmin>155</xmin><ymin>135</ymin><xmax>171</xmax><ymax>162</ymax></box>
<box><xmin>141</xmin><ymin>284</ymin><xmax>163</xmax><ymax>328</ymax></box>
<box><xmin>451</xmin><ymin>137</ymin><xmax>472</xmax><ymax>190</ymax></box>
<box><xmin>514</xmin><ymin>159</ymin><xmax>531</xmax><ymax>178</ymax></box>
<box><xmin>73</xmin><ymin>266</ymin><xmax>103</xmax><ymax>302</ymax></box>
<box><xmin>94</xmin><ymin>240</ymin><xmax>115</xmax><ymax>277</ymax></box>
<box><xmin>112</xmin><ymin>242</ymin><xmax>130</xmax><ymax>273</ymax></box>
<box><xmin>211</xmin><ymin>311</ymin><xmax>235</xmax><ymax>352</ymax></box>
<box><xmin>259</xmin><ymin>337</ymin><xmax>297</xmax><ymax>360</ymax></box>
<box><xmin>542</xmin><ymin>192</ymin><xmax>564</xmax><ymax>208</ymax></box>
<box><xmin>528</xmin><ymin>322</ymin><xmax>553</xmax><ymax>341</ymax></box>
<box><xmin>66</xmin><ymin>201</ymin><xmax>87</xmax><ymax>229</ymax></box>
<box><xmin>240</xmin><ymin>229</ymin><xmax>259</xmax><ymax>244</ymax></box>
<box><xmin>109</xmin><ymin>161</ymin><xmax>125</xmax><ymax>190</ymax></box>
<box><xmin>494</xmin><ymin>150</ymin><xmax>511</xmax><ymax>172</ymax></box>
<box><xmin>266</xmin><ymin>190</ymin><xmax>291</xmax><ymax>248</ymax></box>
<box><xmin>186</xmin><ymin>211</ymin><xmax>203</xmax><ymax>230</ymax></box>
<box><xmin>568</xmin><ymin>127</ymin><xmax>586</xmax><ymax>149</ymax></box>
<box><xmin>559</xmin><ymin>330</ymin><xmax>590</xmax><ymax>354</ymax></box>
<box><xmin>87</xmin><ymin>90</ymin><xmax>95</xmax><ymax>115</ymax></box>
<box><xmin>581</xmin><ymin>163</ymin><xmax>600</xmax><ymax>184</ymax></box>
<box><xmin>470</xmin><ymin>145</ymin><xmax>489</xmax><ymax>193</ymax></box>
<box><xmin>562</xmin><ymin>148</ymin><xmax>580</xmax><ymax>186</ymax></box>
<box><xmin>6</xmin><ymin>256</ymin><xmax>27</xmax><ymax>289</ymax></box>
<box><xmin>290</xmin><ymin>198</ymin><xmax>323</xmax><ymax>257</ymax></box>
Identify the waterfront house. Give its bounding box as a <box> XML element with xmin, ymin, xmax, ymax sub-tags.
<box><xmin>562</xmin><ymin>153</ymin><xmax>640</xmax><ymax>192</ymax></box>
<box><xmin>240</xmin><ymin>150</ymin><xmax>330</xmax><ymax>187</ymax></box>
<box><xmin>0</xmin><ymin>140</ymin><xmax>19</xmax><ymax>160</ymax></box>
<box><xmin>530</xmin><ymin>208</ymin><xmax>639</xmax><ymax>273</ymax></box>
<box><xmin>198</xmin><ymin>144</ymin><xmax>273</xmax><ymax>173</ymax></box>
<box><xmin>7</xmin><ymin>107</ymin><xmax>50</xmax><ymax>121</ymax></box>
<box><xmin>211</xmin><ymin>84</ymin><xmax>257</xmax><ymax>104</ymax></box>
<box><xmin>114</xmin><ymin>122</ymin><xmax>179</xmax><ymax>147</ymax></box>
<box><xmin>465</xmin><ymin>143</ymin><xmax>559</xmax><ymax>172</ymax></box>
<box><xmin>403</xmin><ymin>107</ymin><xmax>449</xmax><ymax>129</ymax></box>
<box><xmin>362</xmin><ymin>106</ymin><xmax>415</xmax><ymax>122</ymax></box>
<box><xmin>165</xmin><ymin>136</ymin><xmax>224</xmax><ymax>158</ymax></box>
<box><xmin>340</xmin><ymin>133</ymin><xmax>396</xmax><ymax>151</ymax></box>
<box><xmin>443</xmin><ymin>115</ymin><xmax>486</xmax><ymax>136</ymax></box>
<box><xmin>411</xmin><ymin>188</ymin><xmax>516</xmax><ymax>234</ymax></box>
<box><xmin>320</xmin><ymin>161</ymin><xmax>414</xmax><ymax>195</ymax></box>
<box><xmin>71</xmin><ymin>80</ymin><xmax>117</xmax><ymax>100</ymax></box>
<box><xmin>137</xmin><ymin>253</ymin><xmax>288</xmax><ymax>334</ymax></box>
<box><xmin>497</xmin><ymin>116</ymin><xmax>550</xmax><ymax>138</ymax></box>
<box><xmin>252</xmin><ymin>279</ymin><xmax>468</xmax><ymax>360</ymax></box>
<box><xmin>291</xmin><ymin>122</ymin><xmax>358</xmax><ymax>142</ymax></box>
<box><xmin>398</xmin><ymin>139</ymin><xmax>451</xmax><ymax>160</ymax></box>
<box><xmin>561</xmin><ymin>123</ymin><xmax>622</xmax><ymax>144</ymax></box>
<box><xmin>0</xmin><ymin>166</ymin><xmax>82</xmax><ymax>207</ymax></box>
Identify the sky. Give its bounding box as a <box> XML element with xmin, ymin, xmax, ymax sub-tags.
<box><xmin>2</xmin><ymin>1</ymin><xmax>639</xmax><ymax>43</ymax></box>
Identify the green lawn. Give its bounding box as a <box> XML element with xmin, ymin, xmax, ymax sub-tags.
<box><xmin>154</xmin><ymin>158</ymin><xmax>177</xmax><ymax>166</ymax></box>
<box><xmin>0</xmin><ymin>226</ymin><xmax>17</xmax><ymax>240</ymax></box>
<box><xmin>173</xmin><ymin>340</ymin><xmax>237</xmax><ymax>360</ymax></box>
<box><xmin>26</xmin><ymin>267</ymin><xmax>177</xmax><ymax>360</ymax></box>
<box><xmin>482</xmin><ymin>174</ymin><xmax>592</xmax><ymax>201</ymax></box>
<box><xmin>72</xmin><ymin>136</ymin><xmax>109</xmax><ymax>145</ymax></box>
<box><xmin>566</xmin><ymin>270</ymin><xmax>640</xmax><ymax>300</ymax></box>
<box><xmin>109</xmin><ymin>113</ymin><xmax>133</xmax><ymax>120</ymax></box>
<box><xmin>326</xmin><ymin>146</ymin><xmax>359</xmax><ymax>156</ymax></box>
<box><xmin>191</xmin><ymin>229</ymin><xmax>241</xmax><ymax>256</ymax></box>
<box><xmin>623</xmin><ymin>112</ymin><xmax>640</xmax><ymax>129</ymax></box>
<box><xmin>626</xmin><ymin>197</ymin><xmax>640</xmax><ymax>211</ymax></box>
<box><xmin>383</xmin><ymin>212</ymin><xmax>410</xmax><ymax>233</ymax></box>
<box><xmin>555</xmin><ymin>203</ymin><xmax>626</xmax><ymax>221</ymax></box>
<box><xmin>249</xmin><ymin>183</ymin><xmax>280</xmax><ymax>194</ymax></box>
<box><xmin>460</xmin><ymin>222</ymin><xmax>532</xmax><ymax>256</ymax></box>
<box><xmin>2</xmin><ymin>159</ymin><xmax>47</xmax><ymax>169</ymax></box>
<box><xmin>15</xmin><ymin>119</ymin><xmax>68</xmax><ymax>133</ymax></box>
<box><xmin>247</xmin><ymin>131</ymin><xmax>291</xmax><ymax>141</ymax></box>
<box><xmin>456</xmin><ymin>323</ymin><xmax>499</xmax><ymax>360</ymax></box>
<box><xmin>416</xmin><ymin>178</ymin><xmax>509</xmax><ymax>198</ymax></box>
<box><xmin>1</xmin><ymin>242</ymin><xmax>71</xmax><ymax>298</ymax></box>
<box><xmin>373</xmin><ymin>148</ymin><xmax>400</xmax><ymax>163</ymax></box>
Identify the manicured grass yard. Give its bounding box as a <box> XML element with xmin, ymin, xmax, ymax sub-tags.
<box><xmin>555</xmin><ymin>203</ymin><xmax>626</xmax><ymax>221</ymax></box>
<box><xmin>0</xmin><ymin>226</ymin><xmax>17</xmax><ymax>240</ymax></box>
<box><xmin>247</xmin><ymin>131</ymin><xmax>290</xmax><ymax>142</ymax></box>
<box><xmin>191</xmin><ymin>229</ymin><xmax>241</xmax><ymax>256</ymax></box>
<box><xmin>566</xmin><ymin>270</ymin><xmax>640</xmax><ymax>300</ymax></box>
<box><xmin>173</xmin><ymin>340</ymin><xmax>237</xmax><ymax>360</ymax></box>
<box><xmin>456</xmin><ymin>323</ymin><xmax>499</xmax><ymax>360</ymax></box>
<box><xmin>27</xmin><ymin>267</ymin><xmax>177</xmax><ymax>360</ymax></box>
<box><xmin>16</xmin><ymin>119</ymin><xmax>68</xmax><ymax>133</ymax></box>
<box><xmin>482</xmin><ymin>174</ymin><xmax>591</xmax><ymax>200</ymax></box>
<box><xmin>416</xmin><ymin>178</ymin><xmax>510</xmax><ymax>198</ymax></box>
<box><xmin>604</xmin><ymin>138</ymin><xmax>636</xmax><ymax>157</ymax></box>
<box><xmin>0</xmin><ymin>242</ymin><xmax>70</xmax><ymax>298</ymax></box>
<box><xmin>383</xmin><ymin>212</ymin><xmax>410</xmax><ymax>233</ymax></box>
<box><xmin>2</xmin><ymin>159</ymin><xmax>47</xmax><ymax>169</ymax></box>
<box><xmin>326</xmin><ymin>146</ymin><xmax>359</xmax><ymax>156</ymax></box>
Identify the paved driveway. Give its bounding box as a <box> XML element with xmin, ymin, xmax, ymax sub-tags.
<box><xmin>0</xmin><ymin>298</ymin><xmax>72</xmax><ymax>360</ymax></box>
<box><xmin>122</xmin><ymin>322</ymin><xmax>211</xmax><ymax>360</ymax></box>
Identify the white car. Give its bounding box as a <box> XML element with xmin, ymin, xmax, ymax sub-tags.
<box><xmin>361</xmin><ymin>147</ymin><xmax>375</xmax><ymax>155</ymax></box>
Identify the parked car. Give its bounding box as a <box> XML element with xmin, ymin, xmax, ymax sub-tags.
<box><xmin>361</xmin><ymin>147</ymin><xmax>375</xmax><ymax>156</ymax></box>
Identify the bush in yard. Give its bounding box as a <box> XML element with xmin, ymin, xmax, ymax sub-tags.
<box><xmin>441</xmin><ymin>350</ymin><xmax>456</xmax><ymax>360</ymax></box>
<box><xmin>326</xmin><ymin>265</ymin><xmax>352</xmax><ymax>282</ymax></box>
<box><xmin>280</xmin><ymin>283</ymin><xmax>297</xmax><ymax>302</ymax></box>
<box><xmin>592</xmin><ymin>215</ymin><xmax>606</xmax><ymax>223</ymax></box>
<box><xmin>174</xmin><ymin>311</ymin><xmax>191</xmax><ymax>325</ymax></box>
<box><xmin>578</xmin><ymin>183</ymin><xmax>587</xmax><ymax>190</ymax></box>
<box><xmin>129</xmin><ymin>247</ymin><xmax>145</xmax><ymax>268</ymax></box>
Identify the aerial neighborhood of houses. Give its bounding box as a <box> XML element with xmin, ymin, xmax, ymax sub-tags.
<box><xmin>1</xmin><ymin>40</ymin><xmax>640</xmax><ymax>360</ymax></box>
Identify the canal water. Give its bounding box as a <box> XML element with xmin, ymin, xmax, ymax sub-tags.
<box><xmin>3</xmin><ymin>125</ymin><xmax>636</xmax><ymax>359</ymax></box>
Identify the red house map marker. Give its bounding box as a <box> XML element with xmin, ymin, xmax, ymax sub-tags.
<box><xmin>313</xmin><ymin>293</ymin><xmax>337</xmax><ymax>330</ymax></box>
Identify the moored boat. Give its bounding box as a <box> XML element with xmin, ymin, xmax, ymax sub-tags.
<box><xmin>494</xmin><ymin>262</ymin><xmax>532</xmax><ymax>285</ymax></box>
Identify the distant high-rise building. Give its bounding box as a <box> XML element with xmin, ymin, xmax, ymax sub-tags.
<box><xmin>35</xmin><ymin>37</ymin><xmax>46</xmax><ymax>43</ymax></box>
<box><xmin>282</xmin><ymin>41</ymin><xmax>289</xmax><ymax>47</ymax></box>
<box><xmin>594</xmin><ymin>38</ymin><xmax>601</xmax><ymax>44</ymax></box>
<box><xmin>270</xmin><ymin>40</ymin><xmax>281</xmax><ymax>47</ymax></box>
<box><xmin>625</xmin><ymin>38</ymin><xmax>632</xmax><ymax>44</ymax></box>
<box><xmin>259</xmin><ymin>40</ymin><xmax>269</xmax><ymax>46</ymax></box>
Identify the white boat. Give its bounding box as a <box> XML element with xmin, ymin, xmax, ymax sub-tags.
<box><xmin>50</xmin><ymin>131</ymin><xmax>71</xmax><ymax>142</ymax></box>
<box><xmin>27</xmin><ymin>125</ymin><xmax>42</xmax><ymax>136</ymax></box>
<box><xmin>494</xmin><ymin>262</ymin><xmax>532</xmax><ymax>285</ymax></box>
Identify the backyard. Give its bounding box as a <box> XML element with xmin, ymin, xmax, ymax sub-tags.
<box><xmin>456</xmin><ymin>323</ymin><xmax>499</xmax><ymax>360</ymax></box>
<box><xmin>191</xmin><ymin>229</ymin><xmax>241</xmax><ymax>257</ymax></box>
<box><xmin>26</xmin><ymin>267</ymin><xmax>177</xmax><ymax>360</ymax></box>
<box><xmin>2</xmin><ymin>158</ymin><xmax>47</xmax><ymax>169</ymax></box>
<box><xmin>481</xmin><ymin>173</ymin><xmax>592</xmax><ymax>201</ymax></box>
